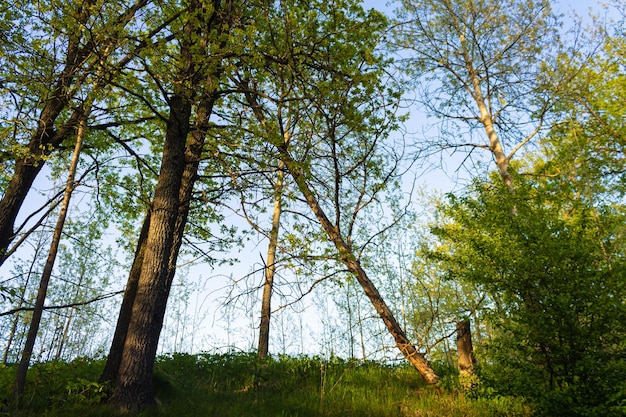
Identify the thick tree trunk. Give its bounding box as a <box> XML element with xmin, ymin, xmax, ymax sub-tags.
<box><xmin>279</xmin><ymin>150</ymin><xmax>441</xmax><ymax>389</ymax></box>
<box><xmin>165</xmin><ymin>101</ymin><xmax>215</xmax><ymax>290</ymax></box>
<box><xmin>107</xmin><ymin>98</ymin><xmax>216</xmax><ymax>413</ymax></box>
<box><xmin>456</xmin><ymin>319</ymin><xmax>476</xmax><ymax>392</ymax></box>
<box><xmin>100</xmin><ymin>211</ymin><xmax>151</xmax><ymax>384</ymax></box>
<box><xmin>14</xmin><ymin>114</ymin><xmax>87</xmax><ymax>402</ymax></box>
<box><xmin>100</xmin><ymin>49</ymin><xmax>220</xmax><ymax>391</ymax></box>
<box><xmin>108</xmin><ymin>95</ymin><xmax>190</xmax><ymax>411</ymax></box>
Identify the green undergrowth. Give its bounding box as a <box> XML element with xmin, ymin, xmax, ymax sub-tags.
<box><xmin>0</xmin><ymin>353</ymin><xmax>532</xmax><ymax>416</ymax></box>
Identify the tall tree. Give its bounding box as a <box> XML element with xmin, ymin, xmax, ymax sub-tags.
<box><xmin>393</xmin><ymin>0</ymin><xmax>571</xmax><ymax>384</ymax></box>
<box><xmin>14</xmin><ymin>109</ymin><xmax>88</xmax><ymax>402</ymax></box>
<box><xmin>233</xmin><ymin>0</ymin><xmax>441</xmax><ymax>388</ymax></box>
<box><xmin>106</xmin><ymin>1</ymin><xmax>235</xmax><ymax>410</ymax></box>
<box><xmin>258</xmin><ymin>158</ymin><xmax>286</xmax><ymax>359</ymax></box>
<box><xmin>393</xmin><ymin>0</ymin><xmax>562</xmax><ymax>186</ymax></box>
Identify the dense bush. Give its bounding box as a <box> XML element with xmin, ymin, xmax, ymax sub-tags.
<box><xmin>430</xmin><ymin>174</ymin><xmax>626</xmax><ymax>417</ymax></box>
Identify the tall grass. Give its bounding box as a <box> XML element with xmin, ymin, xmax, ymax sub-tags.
<box><xmin>0</xmin><ymin>353</ymin><xmax>531</xmax><ymax>416</ymax></box>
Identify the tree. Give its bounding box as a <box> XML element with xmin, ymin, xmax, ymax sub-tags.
<box><xmin>258</xmin><ymin>160</ymin><xmax>286</xmax><ymax>359</ymax></box>
<box><xmin>393</xmin><ymin>0</ymin><xmax>562</xmax><ymax>187</ymax></box>
<box><xmin>14</xmin><ymin>110</ymin><xmax>88</xmax><ymax>402</ymax></box>
<box><xmin>393</xmin><ymin>0</ymin><xmax>573</xmax><ymax>386</ymax></box>
<box><xmin>0</xmin><ymin>0</ymin><xmax>150</xmax><ymax>266</ymax></box>
<box><xmin>106</xmin><ymin>1</ymin><xmax>236</xmax><ymax>410</ymax></box>
<box><xmin>233</xmin><ymin>0</ymin><xmax>441</xmax><ymax>388</ymax></box>
<box><xmin>537</xmin><ymin>9</ymin><xmax>626</xmax><ymax>200</ymax></box>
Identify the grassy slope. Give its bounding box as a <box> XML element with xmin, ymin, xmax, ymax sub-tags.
<box><xmin>0</xmin><ymin>353</ymin><xmax>531</xmax><ymax>416</ymax></box>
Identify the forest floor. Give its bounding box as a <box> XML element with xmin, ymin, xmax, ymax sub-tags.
<box><xmin>0</xmin><ymin>352</ymin><xmax>532</xmax><ymax>416</ymax></box>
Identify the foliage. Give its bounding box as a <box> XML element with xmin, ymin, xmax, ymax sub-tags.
<box><xmin>428</xmin><ymin>171</ymin><xmax>626</xmax><ymax>416</ymax></box>
<box><xmin>0</xmin><ymin>358</ymin><xmax>110</xmax><ymax>414</ymax></box>
<box><xmin>537</xmin><ymin>17</ymin><xmax>626</xmax><ymax>199</ymax></box>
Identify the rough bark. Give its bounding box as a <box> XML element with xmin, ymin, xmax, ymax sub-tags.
<box><xmin>278</xmin><ymin>150</ymin><xmax>441</xmax><ymax>389</ymax></box>
<box><xmin>107</xmin><ymin>92</ymin><xmax>216</xmax><ymax>414</ymax></box>
<box><xmin>100</xmin><ymin>211</ymin><xmax>151</xmax><ymax>384</ymax></box>
<box><xmin>107</xmin><ymin>2</ymin><xmax>224</xmax><ymax>409</ymax></box>
<box><xmin>101</xmin><ymin>104</ymin><xmax>213</xmax><ymax>385</ymax></box>
<box><xmin>107</xmin><ymin>94</ymin><xmax>190</xmax><ymax>411</ymax></box>
<box><xmin>14</xmin><ymin>114</ymin><xmax>87</xmax><ymax>402</ymax></box>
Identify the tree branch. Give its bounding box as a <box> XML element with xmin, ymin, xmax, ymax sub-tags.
<box><xmin>0</xmin><ymin>290</ymin><xmax>124</xmax><ymax>317</ymax></box>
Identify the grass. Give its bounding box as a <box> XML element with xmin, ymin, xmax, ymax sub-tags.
<box><xmin>0</xmin><ymin>352</ymin><xmax>532</xmax><ymax>416</ymax></box>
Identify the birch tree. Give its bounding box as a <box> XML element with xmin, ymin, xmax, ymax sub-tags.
<box><xmin>393</xmin><ymin>0</ymin><xmax>562</xmax><ymax>186</ymax></box>
<box><xmin>393</xmin><ymin>1</ymin><xmax>571</xmax><ymax>386</ymax></box>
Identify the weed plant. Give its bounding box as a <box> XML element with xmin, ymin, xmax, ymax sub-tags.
<box><xmin>0</xmin><ymin>353</ymin><xmax>531</xmax><ymax>416</ymax></box>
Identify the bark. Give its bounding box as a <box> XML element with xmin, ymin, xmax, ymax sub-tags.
<box><xmin>101</xmin><ymin>106</ymin><xmax>212</xmax><ymax>385</ymax></box>
<box><xmin>106</xmin><ymin>91</ymin><xmax>215</xmax><ymax>413</ymax></box>
<box><xmin>165</xmin><ymin>99</ymin><xmax>215</xmax><ymax>292</ymax></box>
<box><xmin>466</xmin><ymin>62</ymin><xmax>513</xmax><ymax>189</ymax></box>
<box><xmin>100</xmin><ymin>211</ymin><xmax>151</xmax><ymax>384</ymax></box>
<box><xmin>278</xmin><ymin>150</ymin><xmax>441</xmax><ymax>389</ymax></box>
<box><xmin>107</xmin><ymin>95</ymin><xmax>190</xmax><ymax>411</ymax></box>
<box><xmin>14</xmin><ymin>114</ymin><xmax>87</xmax><ymax>402</ymax></box>
<box><xmin>456</xmin><ymin>319</ymin><xmax>476</xmax><ymax>392</ymax></box>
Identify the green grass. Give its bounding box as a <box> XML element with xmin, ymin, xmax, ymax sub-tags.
<box><xmin>0</xmin><ymin>353</ymin><xmax>532</xmax><ymax>416</ymax></box>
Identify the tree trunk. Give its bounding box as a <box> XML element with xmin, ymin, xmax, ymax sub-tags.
<box><xmin>466</xmin><ymin>64</ymin><xmax>513</xmax><ymax>189</ymax></box>
<box><xmin>258</xmin><ymin>164</ymin><xmax>285</xmax><ymax>359</ymax></box>
<box><xmin>107</xmin><ymin>95</ymin><xmax>190</xmax><ymax>411</ymax></box>
<box><xmin>279</xmin><ymin>150</ymin><xmax>441</xmax><ymax>389</ymax></box>
<box><xmin>456</xmin><ymin>319</ymin><xmax>476</xmax><ymax>392</ymax></box>
<box><xmin>100</xmin><ymin>211</ymin><xmax>151</xmax><ymax>383</ymax></box>
<box><xmin>100</xmin><ymin>38</ymin><xmax>221</xmax><ymax>391</ymax></box>
<box><xmin>14</xmin><ymin>113</ymin><xmax>87</xmax><ymax>402</ymax></box>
